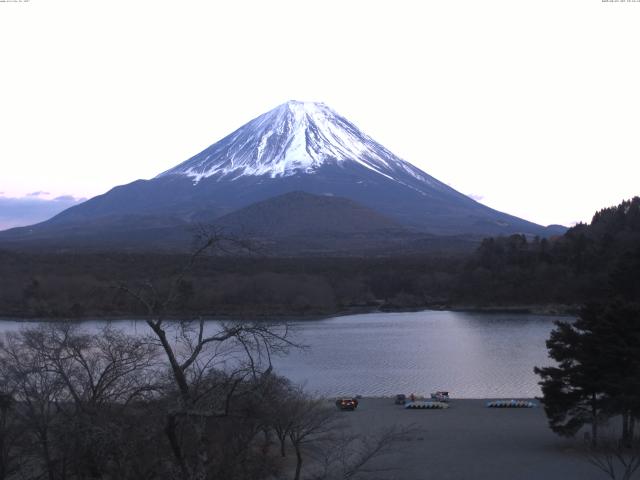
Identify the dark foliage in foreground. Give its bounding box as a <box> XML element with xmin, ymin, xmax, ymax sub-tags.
<box><xmin>535</xmin><ymin>302</ymin><xmax>640</xmax><ymax>446</ymax></box>
<box><xmin>585</xmin><ymin>427</ymin><xmax>640</xmax><ymax>480</ymax></box>
<box><xmin>0</xmin><ymin>323</ymin><xmax>289</xmax><ymax>480</ymax></box>
<box><xmin>0</xmin><ymin>323</ymin><xmax>408</xmax><ymax>480</ymax></box>
<box><xmin>535</xmin><ymin>199</ymin><xmax>640</xmax><ymax>447</ymax></box>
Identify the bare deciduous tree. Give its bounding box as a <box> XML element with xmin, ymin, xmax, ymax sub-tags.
<box><xmin>0</xmin><ymin>329</ymin><xmax>69</xmax><ymax>480</ymax></box>
<box><xmin>0</xmin><ymin>392</ymin><xmax>22</xmax><ymax>480</ymax></box>
<box><xmin>287</xmin><ymin>394</ymin><xmax>337</xmax><ymax>480</ymax></box>
<box><xmin>117</xmin><ymin>228</ymin><xmax>298</xmax><ymax>480</ymax></box>
<box><xmin>310</xmin><ymin>425</ymin><xmax>417</xmax><ymax>480</ymax></box>
<box><xmin>585</xmin><ymin>427</ymin><xmax>640</xmax><ymax>480</ymax></box>
<box><xmin>0</xmin><ymin>323</ymin><xmax>161</xmax><ymax>480</ymax></box>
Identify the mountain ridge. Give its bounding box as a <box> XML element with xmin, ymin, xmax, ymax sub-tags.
<box><xmin>0</xmin><ymin>100</ymin><xmax>565</xmax><ymax>251</ymax></box>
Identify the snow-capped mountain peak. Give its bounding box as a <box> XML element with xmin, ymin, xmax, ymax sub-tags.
<box><xmin>157</xmin><ymin>100</ymin><xmax>433</xmax><ymax>185</ymax></box>
<box><xmin>1</xmin><ymin>101</ymin><xmax>556</xmax><ymax>246</ymax></box>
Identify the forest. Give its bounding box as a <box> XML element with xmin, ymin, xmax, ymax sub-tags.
<box><xmin>0</xmin><ymin>197</ymin><xmax>638</xmax><ymax>320</ymax></box>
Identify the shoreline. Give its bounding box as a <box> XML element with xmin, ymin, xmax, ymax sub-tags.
<box><xmin>0</xmin><ymin>303</ymin><xmax>578</xmax><ymax>323</ymax></box>
<box><xmin>345</xmin><ymin>395</ymin><xmax>540</xmax><ymax>401</ymax></box>
<box><xmin>327</xmin><ymin>397</ymin><xmax>600</xmax><ymax>480</ymax></box>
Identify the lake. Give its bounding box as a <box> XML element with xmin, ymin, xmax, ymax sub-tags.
<box><xmin>0</xmin><ymin>310</ymin><xmax>565</xmax><ymax>398</ymax></box>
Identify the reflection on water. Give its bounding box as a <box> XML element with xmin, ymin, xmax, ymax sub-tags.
<box><xmin>273</xmin><ymin>311</ymin><xmax>563</xmax><ymax>398</ymax></box>
<box><xmin>0</xmin><ymin>310</ymin><xmax>565</xmax><ymax>398</ymax></box>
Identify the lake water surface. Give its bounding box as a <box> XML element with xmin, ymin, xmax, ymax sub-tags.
<box><xmin>0</xmin><ymin>310</ymin><xmax>565</xmax><ymax>398</ymax></box>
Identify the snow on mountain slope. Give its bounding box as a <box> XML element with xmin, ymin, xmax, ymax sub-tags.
<box><xmin>158</xmin><ymin>100</ymin><xmax>445</xmax><ymax>193</ymax></box>
<box><xmin>0</xmin><ymin>100</ymin><xmax>561</xmax><ymax>250</ymax></box>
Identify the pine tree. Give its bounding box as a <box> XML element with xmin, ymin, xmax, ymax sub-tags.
<box><xmin>534</xmin><ymin>311</ymin><xmax>609</xmax><ymax>445</ymax></box>
<box><xmin>535</xmin><ymin>302</ymin><xmax>640</xmax><ymax>446</ymax></box>
<box><xmin>588</xmin><ymin>302</ymin><xmax>640</xmax><ymax>446</ymax></box>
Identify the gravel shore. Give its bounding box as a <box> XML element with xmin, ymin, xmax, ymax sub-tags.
<box><xmin>332</xmin><ymin>397</ymin><xmax>602</xmax><ymax>480</ymax></box>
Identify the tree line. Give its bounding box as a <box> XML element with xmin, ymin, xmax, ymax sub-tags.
<box><xmin>460</xmin><ymin>197</ymin><xmax>640</xmax><ymax>306</ymax></box>
<box><xmin>532</xmin><ymin>198</ymin><xmax>640</xmax><ymax>478</ymax></box>
<box><xmin>2</xmin><ymin>197</ymin><xmax>639</xmax><ymax>319</ymax></box>
<box><xmin>0</xmin><ymin>251</ymin><xmax>463</xmax><ymax>319</ymax></box>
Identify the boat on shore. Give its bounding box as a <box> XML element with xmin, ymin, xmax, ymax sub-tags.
<box><xmin>405</xmin><ymin>401</ymin><xmax>449</xmax><ymax>409</ymax></box>
<box><xmin>486</xmin><ymin>399</ymin><xmax>537</xmax><ymax>408</ymax></box>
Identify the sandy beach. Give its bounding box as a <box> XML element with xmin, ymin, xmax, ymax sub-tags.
<box><xmin>330</xmin><ymin>398</ymin><xmax>603</xmax><ymax>480</ymax></box>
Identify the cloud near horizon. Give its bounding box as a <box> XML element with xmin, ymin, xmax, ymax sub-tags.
<box><xmin>0</xmin><ymin>194</ymin><xmax>85</xmax><ymax>231</ymax></box>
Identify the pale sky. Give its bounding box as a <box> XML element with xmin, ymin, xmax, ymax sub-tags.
<box><xmin>1</xmin><ymin>0</ymin><xmax>639</xmax><ymax>229</ymax></box>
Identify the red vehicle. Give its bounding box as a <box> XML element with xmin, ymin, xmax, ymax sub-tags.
<box><xmin>335</xmin><ymin>398</ymin><xmax>358</xmax><ymax>410</ymax></box>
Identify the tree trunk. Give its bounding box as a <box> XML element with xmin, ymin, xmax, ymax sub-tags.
<box><xmin>261</xmin><ymin>429</ymin><xmax>271</xmax><ymax>456</ymax></box>
<box><xmin>622</xmin><ymin>412</ymin><xmax>630</xmax><ymax>446</ymax></box>
<box><xmin>192</xmin><ymin>418</ymin><xmax>209</xmax><ymax>480</ymax></box>
<box><xmin>280</xmin><ymin>436</ymin><xmax>287</xmax><ymax>457</ymax></box>
<box><xmin>293</xmin><ymin>443</ymin><xmax>303</xmax><ymax>480</ymax></box>
<box><xmin>591</xmin><ymin>393</ymin><xmax>598</xmax><ymax>447</ymax></box>
<box><xmin>0</xmin><ymin>433</ymin><xmax>5</xmax><ymax>480</ymax></box>
<box><xmin>0</xmin><ymin>406</ymin><xmax>6</xmax><ymax>480</ymax></box>
<box><xmin>39</xmin><ymin>430</ymin><xmax>56</xmax><ymax>480</ymax></box>
<box><xmin>147</xmin><ymin>322</ymin><xmax>190</xmax><ymax>401</ymax></box>
<box><xmin>164</xmin><ymin>414</ymin><xmax>189</xmax><ymax>480</ymax></box>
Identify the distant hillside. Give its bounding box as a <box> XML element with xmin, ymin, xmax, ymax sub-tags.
<box><xmin>214</xmin><ymin>191</ymin><xmax>403</xmax><ymax>236</ymax></box>
<box><xmin>0</xmin><ymin>191</ymin><xmax>482</xmax><ymax>255</ymax></box>
<box><xmin>213</xmin><ymin>191</ymin><xmax>487</xmax><ymax>255</ymax></box>
<box><xmin>0</xmin><ymin>214</ymin><xmax>192</xmax><ymax>252</ymax></box>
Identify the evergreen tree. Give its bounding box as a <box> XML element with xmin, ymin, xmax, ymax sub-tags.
<box><xmin>535</xmin><ymin>301</ymin><xmax>640</xmax><ymax>446</ymax></box>
<box><xmin>589</xmin><ymin>302</ymin><xmax>640</xmax><ymax>445</ymax></box>
<box><xmin>534</xmin><ymin>311</ymin><xmax>609</xmax><ymax>445</ymax></box>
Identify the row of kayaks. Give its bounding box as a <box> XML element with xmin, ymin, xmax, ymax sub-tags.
<box><xmin>405</xmin><ymin>401</ymin><xmax>449</xmax><ymax>409</ymax></box>
<box><xmin>403</xmin><ymin>400</ymin><xmax>538</xmax><ymax>409</ymax></box>
<box><xmin>487</xmin><ymin>400</ymin><xmax>537</xmax><ymax>408</ymax></box>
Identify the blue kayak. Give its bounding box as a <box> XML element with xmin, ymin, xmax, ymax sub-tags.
<box><xmin>486</xmin><ymin>400</ymin><xmax>537</xmax><ymax>408</ymax></box>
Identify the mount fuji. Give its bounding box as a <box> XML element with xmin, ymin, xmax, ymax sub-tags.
<box><xmin>0</xmin><ymin>101</ymin><xmax>564</xmax><ymax>251</ymax></box>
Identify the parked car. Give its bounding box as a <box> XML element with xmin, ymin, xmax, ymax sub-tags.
<box><xmin>335</xmin><ymin>398</ymin><xmax>358</xmax><ymax>410</ymax></box>
<box><xmin>394</xmin><ymin>394</ymin><xmax>407</xmax><ymax>405</ymax></box>
<box><xmin>430</xmin><ymin>391</ymin><xmax>450</xmax><ymax>402</ymax></box>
